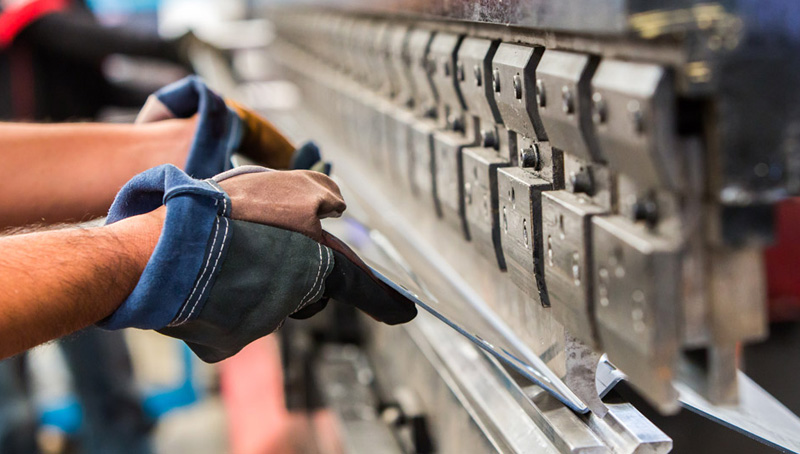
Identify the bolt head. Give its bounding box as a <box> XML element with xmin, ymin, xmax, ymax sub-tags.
<box><xmin>480</xmin><ymin>129</ymin><xmax>497</xmax><ymax>148</ymax></box>
<box><xmin>520</xmin><ymin>144</ymin><xmax>541</xmax><ymax>170</ymax></box>
<box><xmin>633</xmin><ymin>197</ymin><xmax>659</xmax><ymax>226</ymax></box>
<box><xmin>569</xmin><ymin>169</ymin><xmax>593</xmax><ymax>194</ymax></box>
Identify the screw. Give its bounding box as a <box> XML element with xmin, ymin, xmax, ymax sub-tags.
<box><xmin>456</xmin><ymin>60</ymin><xmax>465</xmax><ymax>82</ymax></box>
<box><xmin>592</xmin><ymin>93</ymin><xmax>607</xmax><ymax>124</ymax></box>
<box><xmin>633</xmin><ymin>197</ymin><xmax>659</xmax><ymax>226</ymax></box>
<box><xmin>474</xmin><ymin>65</ymin><xmax>483</xmax><ymax>86</ymax></box>
<box><xmin>520</xmin><ymin>144</ymin><xmax>541</xmax><ymax>169</ymax></box>
<box><xmin>513</xmin><ymin>74</ymin><xmax>523</xmax><ymax>100</ymax></box>
<box><xmin>561</xmin><ymin>86</ymin><xmax>574</xmax><ymax>114</ymax></box>
<box><xmin>493</xmin><ymin>68</ymin><xmax>501</xmax><ymax>93</ymax></box>
<box><xmin>480</xmin><ymin>129</ymin><xmax>497</xmax><ymax>148</ymax></box>
<box><xmin>536</xmin><ymin>79</ymin><xmax>546</xmax><ymax>107</ymax></box>
<box><xmin>448</xmin><ymin>114</ymin><xmax>464</xmax><ymax>132</ymax></box>
<box><xmin>569</xmin><ymin>169</ymin><xmax>594</xmax><ymax>194</ymax></box>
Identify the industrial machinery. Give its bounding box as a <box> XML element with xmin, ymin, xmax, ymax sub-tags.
<box><xmin>246</xmin><ymin>1</ymin><xmax>800</xmax><ymax>452</ymax></box>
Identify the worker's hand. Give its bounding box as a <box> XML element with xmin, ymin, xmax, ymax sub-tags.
<box><xmin>136</xmin><ymin>76</ymin><xmax>323</xmax><ymax>178</ymax></box>
<box><xmin>101</xmin><ymin>165</ymin><xmax>416</xmax><ymax>363</ymax></box>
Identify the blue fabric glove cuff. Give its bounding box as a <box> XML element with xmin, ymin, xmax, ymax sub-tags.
<box><xmin>101</xmin><ymin>164</ymin><xmax>232</xmax><ymax>330</ymax></box>
<box><xmin>151</xmin><ymin>76</ymin><xmax>244</xmax><ymax>179</ymax></box>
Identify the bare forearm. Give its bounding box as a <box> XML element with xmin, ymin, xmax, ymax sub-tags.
<box><xmin>0</xmin><ymin>119</ymin><xmax>196</xmax><ymax>228</ymax></box>
<box><xmin>0</xmin><ymin>208</ymin><xmax>164</xmax><ymax>358</ymax></box>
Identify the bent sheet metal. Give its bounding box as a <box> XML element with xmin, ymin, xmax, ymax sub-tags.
<box><xmin>333</xmin><ymin>215</ymin><xmax>800</xmax><ymax>452</ymax></box>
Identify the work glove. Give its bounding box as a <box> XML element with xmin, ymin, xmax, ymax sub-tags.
<box><xmin>101</xmin><ymin>164</ymin><xmax>416</xmax><ymax>362</ymax></box>
<box><xmin>136</xmin><ymin>76</ymin><xmax>326</xmax><ymax>178</ymax></box>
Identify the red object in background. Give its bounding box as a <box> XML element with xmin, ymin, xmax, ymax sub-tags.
<box><xmin>0</xmin><ymin>0</ymin><xmax>69</xmax><ymax>49</ymax></box>
<box><xmin>765</xmin><ymin>198</ymin><xmax>800</xmax><ymax>322</ymax></box>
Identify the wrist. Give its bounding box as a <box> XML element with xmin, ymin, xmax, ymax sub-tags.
<box><xmin>107</xmin><ymin>206</ymin><xmax>166</xmax><ymax>274</ymax></box>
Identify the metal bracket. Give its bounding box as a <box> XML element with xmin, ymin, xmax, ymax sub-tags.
<box><xmin>536</xmin><ymin>50</ymin><xmax>602</xmax><ymax>163</ymax></box>
<box><xmin>591</xmin><ymin>60</ymin><xmax>682</xmax><ymax>191</ymax></box>
<box><xmin>542</xmin><ymin>191</ymin><xmax>607</xmax><ymax>348</ymax></box>
<box><xmin>491</xmin><ymin>43</ymin><xmax>548</xmax><ymax>142</ymax></box>
<box><xmin>498</xmin><ymin>167</ymin><xmax>553</xmax><ymax>307</ymax></box>
<box><xmin>592</xmin><ymin>215</ymin><xmax>682</xmax><ymax>413</ymax></box>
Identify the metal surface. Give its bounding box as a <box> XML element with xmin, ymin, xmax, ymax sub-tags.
<box><xmin>334</xmin><ymin>217</ymin><xmax>588</xmax><ymax>413</ymax></box>
<box><xmin>265</xmin><ymin>4</ymin><xmax>800</xmax><ymax>451</ymax></box>
<box><xmin>592</xmin><ymin>215</ymin><xmax>681</xmax><ymax>414</ymax></box>
<box><xmin>315</xmin><ymin>346</ymin><xmax>405</xmax><ymax>454</ymax></box>
<box><xmin>491</xmin><ymin>43</ymin><xmax>547</xmax><ymax>143</ymax></box>
<box><xmin>590</xmin><ymin>60</ymin><xmax>681</xmax><ymax>192</ymax></box>
<box><xmin>542</xmin><ymin>191</ymin><xmax>606</xmax><ymax>348</ymax></box>
<box><xmin>536</xmin><ymin>50</ymin><xmax>601</xmax><ymax>163</ymax></box>
<box><xmin>497</xmin><ymin>167</ymin><xmax>553</xmax><ymax>307</ymax></box>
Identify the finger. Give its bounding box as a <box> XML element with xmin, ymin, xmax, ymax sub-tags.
<box><xmin>289</xmin><ymin>298</ymin><xmax>329</xmax><ymax>320</ymax></box>
<box><xmin>325</xmin><ymin>249</ymin><xmax>417</xmax><ymax>325</ymax></box>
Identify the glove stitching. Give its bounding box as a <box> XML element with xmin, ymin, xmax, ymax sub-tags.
<box><xmin>295</xmin><ymin>243</ymin><xmax>324</xmax><ymax>311</ymax></box>
<box><xmin>293</xmin><ymin>245</ymin><xmax>331</xmax><ymax>314</ymax></box>
<box><xmin>305</xmin><ymin>246</ymin><xmax>331</xmax><ymax>308</ymax></box>
<box><xmin>180</xmin><ymin>216</ymin><xmax>230</xmax><ymax>325</ymax></box>
<box><xmin>169</xmin><ymin>215</ymin><xmax>221</xmax><ymax>326</ymax></box>
<box><xmin>205</xmin><ymin>179</ymin><xmax>230</xmax><ymax>216</ymax></box>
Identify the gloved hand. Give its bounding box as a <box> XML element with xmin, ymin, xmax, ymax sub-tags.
<box><xmin>136</xmin><ymin>76</ymin><xmax>325</xmax><ymax>178</ymax></box>
<box><xmin>101</xmin><ymin>164</ymin><xmax>416</xmax><ymax>362</ymax></box>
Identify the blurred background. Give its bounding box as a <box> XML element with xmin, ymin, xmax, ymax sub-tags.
<box><xmin>0</xmin><ymin>1</ymin><xmax>307</xmax><ymax>453</ymax></box>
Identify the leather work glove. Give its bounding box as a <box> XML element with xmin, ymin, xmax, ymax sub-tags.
<box><xmin>136</xmin><ymin>76</ymin><xmax>326</xmax><ymax>178</ymax></box>
<box><xmin>101</xmin><ymin>164</ymin><xmax>416</xmax><ymax>362</ymax></box>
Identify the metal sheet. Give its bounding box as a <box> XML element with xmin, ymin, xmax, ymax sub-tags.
<box><xmin>329</xmin><ymin>217</ymin><xmax>589</xmax><ymax>413</ymax></box>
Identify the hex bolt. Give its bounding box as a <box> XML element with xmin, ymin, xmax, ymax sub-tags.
<box><xmin>456</xmin><ymin>60</ymin><xmax>465</xmax><ymax>81</ymax></box>
<box><xmin>633</xmin><ymin>197</ymin><xmax>659</xmax><ymax>226</ymax></box>
<box><xmin>492</xmin><ymin>68</ymin><xmax>501</xmax><ymax>93</ymax></box>
<box><xmin>448</xmin><ymin>114</ymin><xmax>464</xmax><ymax>132</ymax></box>
<box><xmin>536</xmin><ymin>79</ymin><xmax>546</xmax><ymax>107</ymax></box>
<box><xmin>592</xmin><ymin>93</ymin><xmax>607</xmax><ymax>124</ymax></box>
<box><xmin>513</xmin><ymin>74</ymin><xmax>523</xmax><ymax>100</ymax></box>
<box><xmin>520</xmin><ymin>144</ymin><xmax>541</xmax><ymax>170</ymax></box>
<box><xmin>569</xmin><ymin>169</ymin><xmax>594</xmax><ymax>194</ymax></box>
<box><xmin>561</xmin><ymin>86</ymin><xmax>574</xmax><ymax>114</ymax></box>
<box><xmin>474</xmin><ymin>65</ymin><xmax>483</xmax><ymax>86</ymax></box>
<box><xmin>480</xmin><ymin>129</ymin><xmax>497</xmax><ymax>148</ymax></box>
